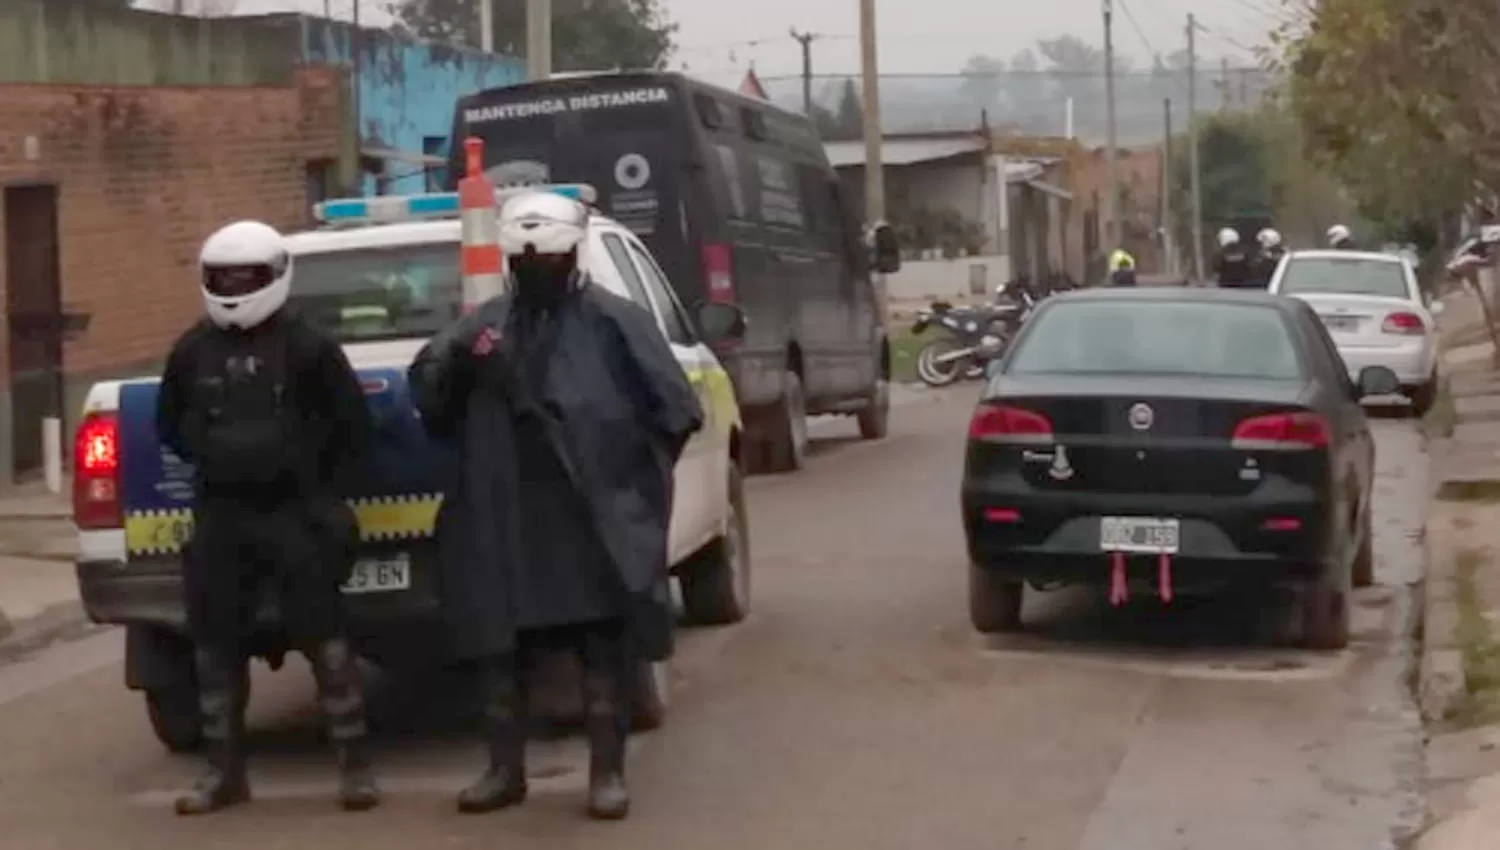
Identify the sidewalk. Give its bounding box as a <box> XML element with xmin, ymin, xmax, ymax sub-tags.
<box><xmin>0</xmin><ymin>482</ymin><xmax>87</xmax><ymax>658</ymax></box>
<box><xmin>1417</xmin><ymin>286</ymin><xmax>1500</xmax><ymax>847</ymax></box>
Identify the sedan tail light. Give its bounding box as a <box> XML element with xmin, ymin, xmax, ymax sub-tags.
<box><xmin>968</xmin><ymin>404</ymin><xmax>1053</xmax><ymax>443</ymax></box>
<box><xmin>1231</xmin><ymin>411</ymin><xmax>1330</xmax><ymax>449</ymax></box>
<box><xmin>1381</xmin><ymin>311</ymin><xmax>1424</xmax><ymax>335</ymax></box>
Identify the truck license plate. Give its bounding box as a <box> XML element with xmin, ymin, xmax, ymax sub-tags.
<box><xmin>341</xmin><ymin>553</ymin><xmax>412</xmax><ymax>594</ymax></box>
<box><xmin>1100</xmin><ymin>517</ymin><xmax>1180</xmax><ymax>554</ymax></box>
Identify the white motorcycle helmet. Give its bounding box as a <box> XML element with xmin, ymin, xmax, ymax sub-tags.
<box><xmin>199</xmin><ymin>221</ymin><xmax>292</xmax><ymax>330</ymax></box>
<box><xmin>1327</xmin><ymin>224</ymin><xmax>1351</xmax><ymax>246</ymax></box>
<box><xmin>1217</xmin><ymin>227</ymin><xmax>1240</xmax><ymax>247</ymax></box>
<box><xmin>1257</xmin><ymin>227</ymin><xmax>1282</xmax><ymax>248</ymax></box>
<box><xmin>498</xmin><ymin>191</ymin><xmax>589</xmax><ymax>258</ymax></box>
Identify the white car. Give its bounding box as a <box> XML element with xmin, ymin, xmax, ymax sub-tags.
<box><xmin>1268</xmin><ymin>249</ymin><xmax>1441</xmax><ymax>415</ymax></box>
<box><xmin>71</xmin><ymin>186</ymin><xmax>750</xmax><ymax>751</ymax></box>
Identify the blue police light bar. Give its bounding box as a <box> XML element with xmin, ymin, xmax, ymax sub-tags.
<box><xmin>313</xmin><ymin>184</ymin><xmax>598</xmax><ymax>226</ymax></box>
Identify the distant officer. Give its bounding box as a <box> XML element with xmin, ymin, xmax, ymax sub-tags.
<box><xmin>157</xmin><ymin>221</ymin><xmax>378</xmax><ymax>815</ymax></box>
<box><xmin>1107</xmin><ymin>249</ymin><xmax>1137</xmax><ymax>286</ymax></box>
<box><xmin>1328</xmin><ymin>224</ymin><xmax>1357</xmax><ymax>250</ymax></box>
<box><xmin>1252</xmin><ymin>228</ymin><xmax>1286</xmax><ymax>287</ymax></box>
<box><xmin>1212</xmin><ymin>227</ymin><xmax>1255</xmax><ymax>287</ymax></box>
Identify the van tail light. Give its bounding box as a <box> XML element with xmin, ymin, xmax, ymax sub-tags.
<box><xmin>1381</xmin><ymin>311</ymin><xmax>1424</xmax><ymax>334</ymax></box>
<box><xmin>702</xmin><ymin>242</ymin><xmax>735</xmax><ymax>303</ymax></box>
<box><xmin>1231</xmin><ymin>411</ymin><xmax>1330</xmax><ymax>449</ymax></box>
<box><xmin>968</xmin><ymin>404</ymin><xmax>1053</xmax><ymax>443</ymax></box>
<box><xmin>73</xmin><ymin>412</ymin><xmax>123</xmax><ymax>530</ymax></box>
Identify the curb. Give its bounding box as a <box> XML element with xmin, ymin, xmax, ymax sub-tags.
<box><xmin>0</xmin><ymin>599</ymin><xmax>96</xmax><ymax>663</ymax></box>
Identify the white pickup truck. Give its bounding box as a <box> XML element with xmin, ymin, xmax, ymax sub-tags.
<box><xmin>72</xmin><ymin>186</ymin><xmax>751</xmax><ymax>752</ymax></box>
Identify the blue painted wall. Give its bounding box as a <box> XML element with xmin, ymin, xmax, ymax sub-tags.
<box><xmin>300</xmin><ymin>18</ymin><xmax>525</xmax><ymax>196</ymax></box>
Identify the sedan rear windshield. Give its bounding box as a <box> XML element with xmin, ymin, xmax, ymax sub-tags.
<box><xmin>1278</xmin><ymin>256</ymin><xmax>1409</xmax><ymax>299</ymax></box>
<box><xmin>1007</xmin><ymin>301</ymin><xmax>1303</xmax><ymax>381</ymax></box>
<box><xmin>288</xmin><ymin>244</ymin><xmax>462</xmax><ymax>343</ymax></box>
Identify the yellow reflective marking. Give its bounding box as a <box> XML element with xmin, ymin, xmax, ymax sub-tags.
<box><xmin>123</xmin><ymin>495</ymin><xmax>443</xmax><ymax>556</ymax></box>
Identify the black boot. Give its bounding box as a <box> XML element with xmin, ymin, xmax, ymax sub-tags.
<box><xmin>175</xmin><ymin>649</ymin><xmax>250</xmax><ymax>815</ymax></box>
<box><xmin>583</xmin><ymin>670</ymin><xmax>630</xmax><ymax>820</ymax></box>
<box><xmin>310</xmin><ymin>638</ymin><xmax>380</xmax><ymax>811</ymax></box>
<box><xmin>457</xmin><ymin>660</ymin><xmax>528</xmax><ymax>813</ymax></box>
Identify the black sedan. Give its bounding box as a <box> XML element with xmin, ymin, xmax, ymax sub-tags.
<box><xmin>960</xmin><ymin>288</ymin><xmax>1400</xmax><ymax>649</ymax></box>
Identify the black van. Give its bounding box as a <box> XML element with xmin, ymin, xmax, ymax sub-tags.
<box><xmin>445</xmin><ymin>71</ymin><xmax>901</xmax><ymax>473</ymax></box>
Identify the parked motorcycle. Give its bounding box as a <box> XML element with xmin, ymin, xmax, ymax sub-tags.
<box><xmin>911</xmin><ymin>281</ymin><xmax>1038</xmax><ymax>387</ymax></box>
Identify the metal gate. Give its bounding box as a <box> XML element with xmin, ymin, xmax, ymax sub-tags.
<box><xmin>5</xmin><ymin>184</ymin><xmax>64</xmax><ymax>480</ymax></box>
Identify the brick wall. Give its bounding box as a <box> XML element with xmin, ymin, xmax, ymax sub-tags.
<box><xmin>0</xmin><ymin>65</ymin><xmax>345</xmax><ymax>387</ymax></box>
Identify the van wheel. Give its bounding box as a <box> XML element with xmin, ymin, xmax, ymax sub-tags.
<box><xmin>969</xmin><ymin>564</ymin><xmax>1024</xmax><ymax>634</ymax></box>
<box><xmin>146</xmin><ymin>685</ymin><xmax>203</xmax><ymax>753</ymax></box>
<box><xmin>680</xmin><ymin>466</ymin><xmax>751</xmax><ymax>625</ymax></box>
<box><xmin>856</xmin><ymin>379</ymin><xmax>890</xmax><ymax>439</ymax></box>
<box><xmin>764</xmin><ymin>371</ymin><xmax>808</xmax><ymax>472</ymax></box>
<box><xmin>631</xmin><ymin>659</ymin><xmax>670</xmax><ymax>731</ymax></box>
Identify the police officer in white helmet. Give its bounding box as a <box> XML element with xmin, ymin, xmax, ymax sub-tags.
<box><xmin>1212</xmin><ymin>226</ymin><xmax>1254</xmax><ymax>287</ymax></box>
<box><xmin>410</xmin><ymin>192</ymin><xmax>703</xmax><ymax>820</ymax></box>
<box><xmin>1328</xmin><ymin>224</ymin><xmax>1356</xmax><ymax>250</ymax></box>
<box><xmin>157</xmin><ymin>220</ymin><xmax>378</xmax><ymax>814</ymax></box>
<box><xmin>1253</xmin><ymin>227</ymin><xmax>1285</xmax><ymax>287</ymax></box>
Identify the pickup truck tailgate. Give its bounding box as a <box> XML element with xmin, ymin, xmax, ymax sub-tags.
<box><xmin>115</xmin><ymin>366</ymin><xmax>454</xmax><ymax>560</ymax></box>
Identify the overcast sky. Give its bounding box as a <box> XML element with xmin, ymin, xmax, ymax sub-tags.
<box><xmin>144</xmin><ymin>0</ymin><xmax>1288</xmax><ymax>86</ymax></box>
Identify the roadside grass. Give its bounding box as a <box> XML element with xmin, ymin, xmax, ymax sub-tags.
<box><xmin>889</xmin><ymin>325</ymin><xmax>935</xmax><ymax>384</ymax></box>
<box><xmin>1452</xmin><ymin>546</ymin><xmax>1500</xmax><ymax>726</ymax></box>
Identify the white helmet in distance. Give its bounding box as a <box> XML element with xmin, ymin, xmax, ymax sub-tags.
<box><xmin>1257</xmin><ymin>227</ymin><xmax>1282</xmax><ymax>247</ymax></box>
<box><xmin>1327</xmin><ymin>224</ymin><xmax>1351</xmax><ymax>245</ymax></box>
<box><xmin>199</xmin><ymin>220</ymin><xmax>291</xmax><ymax>330</ymax></box>
<box><xmin>1217</xmin><ymin>227</ymin><xmax>1240</xmax><ymax>247</ymax></box>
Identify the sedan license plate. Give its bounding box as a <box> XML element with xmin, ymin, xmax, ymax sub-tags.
<box><xmin>1321</xmin><ymin>314</ymin><xmax>1359</xmax><ymax>332</ymax></box>
<box><xmin>1100</xmin><ymin>517</ymin><xmax>1180</xmax><ymax>554</ymax></box>
<box><xmin>341</xmin><ymin>553</ymin><xmax>412</xmax><ymax>594</ymax></box>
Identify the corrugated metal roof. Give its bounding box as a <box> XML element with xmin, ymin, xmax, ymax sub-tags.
<box><xmin>824</xmin><ymin>138</ymin><xmax>986</xmax><ymax>168</ymax></box>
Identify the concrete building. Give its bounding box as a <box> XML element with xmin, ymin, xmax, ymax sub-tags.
<box><xmin>826</xmin><ymin>132</ymin><xmax>1073</xmax><ymax>302</ymax></box>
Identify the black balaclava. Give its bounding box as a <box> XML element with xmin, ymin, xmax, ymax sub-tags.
<box><xmin>510</xmin><ymin>247</ymin><xmax>581</xmax><ymax>311</ymax></box>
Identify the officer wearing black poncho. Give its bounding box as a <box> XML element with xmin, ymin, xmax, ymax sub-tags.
<box><xmin>156</xmin><ymin>220</ymin><xmax>378</xmax><ymax>815</ymax></box>
<box><xmin>409</xmin><ymin>191</ymin><xmax>702</xmax><ymax>820</ymax></box>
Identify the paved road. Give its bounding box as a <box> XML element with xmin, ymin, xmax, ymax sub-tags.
<box><xmin>0</xmin><ymin>389</ymin><xmax>1427</xmax><ymax>850</ymax></box>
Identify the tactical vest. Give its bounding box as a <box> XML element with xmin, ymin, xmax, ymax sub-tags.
<box><xmin>190</xmin><ymin>328</ymin><xmax>303</xmax><ymax>491</ymax></box>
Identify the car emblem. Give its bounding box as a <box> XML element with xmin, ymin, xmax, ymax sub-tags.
<box><xmin>1128</xmin><ymin>403</ymin><xmax>1154</xmax><ymax>430</ymax></box>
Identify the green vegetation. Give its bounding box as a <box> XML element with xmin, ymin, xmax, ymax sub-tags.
<box><xmin>888</xmin><ymin>326</ymin><xmax>933</xmax><ymax>384</ymax></box>
<box><xmin>387</xmin><ymin>0</ymin><xmax>677</xmax><ymax>71</ymax></box>
<box><xmin>1454</xmin><ymin>547</ymin><xmax>1500</xmax><ymax>726</ymax></box>
<box><xmin>1273</xmin><ymin>0</ymin><xmax>1500</xmax><ymax>245</ymax></box>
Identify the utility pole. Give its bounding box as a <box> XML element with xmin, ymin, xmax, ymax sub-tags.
<box><xmin>858</xmin><ymin>0</ymin><xmax>885</xmax><ymax>225</ymax></box>
<box><xmin>1221</xmin><ymin>57</ymin><xmax>1231</xmax><ymax>109</ymax></box>
<box><xmin>1187</xmin><ymin>14</ymin><xmax>1205</xmax><ymax>281</ymax></box>
<box><xmin>790</xmin><ymin>29</ymin><xmax>817</xmax><ymax>116</ymax></box>
<box><xmin>525</xmin><ymin>0</ymin><xmax>552</xmax><ymax>80</ymax></box>
<box><xmin>1102</xmin><ymin>0</ymin><xmax>1120</xmax><ymax>250</ymax></box>
<box><xmin>352</xmin><ymin>0</ymin><xmax>361</xmax><ymax>144</ymax></box>
<box><xmin>1162</xmin><ymin>98</ymin><xmax>1175</xmax><ymax>277</ymax></box>
<box><xmin>480</xmin><ymin>0</ymin><xmax>493</xmax><ymax>52</ymax></box>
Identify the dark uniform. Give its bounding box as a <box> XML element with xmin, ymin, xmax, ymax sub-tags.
<box><xmin>1213</xmin><ymin>244</ymin><xmax>1256</xmax><ymax>287</ymax></box>
<box><xmin>1252</xmin><ymin>246</ymin><xmax>1285</xmax><ymax>288</ymax></box>
<box><xmin>410</xmin><ymin>199</ymin><xmax>702</xmax><ymax>820</ymax></box>
<box><xmin>157</xmin><ymin>310</ymin><xmax>378</xmax><ymax>814</ymax></box>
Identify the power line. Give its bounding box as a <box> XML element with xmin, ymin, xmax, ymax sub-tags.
<box><xmin>1119</xmin><ymin>0</ymin><xmax>1155</xmax><ymax>56</ymax></box>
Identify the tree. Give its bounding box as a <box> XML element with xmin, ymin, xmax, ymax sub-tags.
<box><xmin>386</xmin><ymin>0</ymin><xmax>676</xmax><ymax>71</ymax></box>
<box><xmin>959</xmin><ymin>54</ymin><xmax>1006</xmax><ymax>112</ymax></box>
<box><xmin>1275</xmin><ymin>0</ymin><xmax>1500</xmax><ymax>231</ymax></box>
<box><xmin>811</xmin><ymin>80</ymin><xmax>863</xmax><ymax>142</ymax></box>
